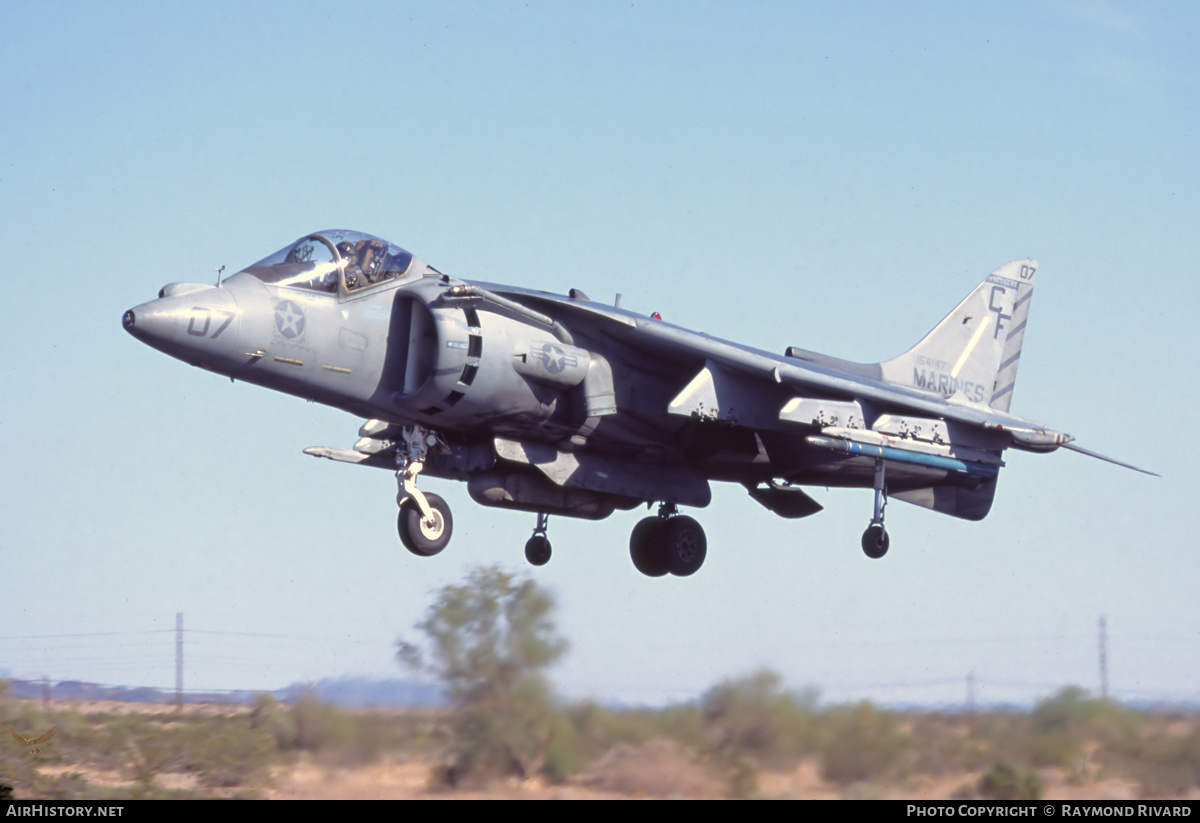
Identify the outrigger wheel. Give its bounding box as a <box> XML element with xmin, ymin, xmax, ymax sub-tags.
<box><xmin>524</xmin><ymin>512</ymin><xmax>552</xmax><ymax>566</ymax></box>
<box><xmin>525</xmin><ymin>534</ymin><xmax>552</xmax><ymax>566</ymax></box>
<box><xmin>861</xmin><ymin>523</ymin><xmax>889</xmax><ymax>559</ymax></box>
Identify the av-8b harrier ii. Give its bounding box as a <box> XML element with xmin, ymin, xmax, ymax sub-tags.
<box><xmin>123</xmin><ymin>230</ymin><xmax>1153</xmax><ymax>576</ymax></box>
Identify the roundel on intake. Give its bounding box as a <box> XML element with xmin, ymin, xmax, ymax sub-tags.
<box><xmin>274</xmin><ymin>300</ymin><xmax>306</xmax><ymax>340</ymax></box>
<box><xmin>538</xmin><ymin>343</ymin><xmax>568</xmax><ymax>374</ymax></box>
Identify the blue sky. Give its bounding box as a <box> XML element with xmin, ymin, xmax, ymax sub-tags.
<box><xmin>1</xmin><ymin>0</ymin><xmax>1196</xmax><ymax>707</ymax></box>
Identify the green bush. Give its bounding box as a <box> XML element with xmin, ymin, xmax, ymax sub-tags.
<box><xmin>817</xmin><ymin>701</ymin><xmax>906</xmax><ymax>784</ymax></box>
<box><xmin>701</xmin><ymin>669</ymin><xmax>818</xmax><ymax>767</ymax></box>
<box><xmin>1106</xmin><ymin>720</ymin><xmax>1200</xmax><ymax>796</ymax></box>
<box><xmin>979</xmin><ymin>761</ymin><xmax>1043</xmax><ymax>800</ymax></box>
<box><xmin>398</xmin><ymin>566</ymin><xmax>568</xmax><ymax>782</ymax></box>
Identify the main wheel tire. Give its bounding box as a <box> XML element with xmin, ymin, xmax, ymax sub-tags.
<box><xmin>525</xmin><ymin>534</ymin><xmax>552</xmax><ymax>566</ymax></box>
<box><xmin>629</xmin><ymin>516</ymin><xmax>669</xmax><ymax>577</ymax></box>
<box><xmin>661</xmin><ymin>515</ymin><xmax>707</xmax><ymax>576</ymax></box>
<box><xmin>398</xmin><ymin>493</ymin><xmax>453</xmax><ymax>557</ymax></box>
<box><xmin>861</xmin><ymin>523</ymin><xmax>889</xmax><ymax>559</ymax></box>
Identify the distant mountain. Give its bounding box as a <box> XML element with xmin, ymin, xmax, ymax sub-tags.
<box><xmin>7</xmin><ymin>679</ymin><xmax>245</xmax><ymax>704</ymax></box>
<box><xmin>282</xmin><ymin>676</ymin><xmax>445</xmax><ymax>707</ymax></box>
<box><xmin>17</xmin><ymin>676</ymin><xmax>1183</xmax><ymax>713</ymax></box>
<box><xmin>4</xmin><ymin>675</ymin><xmax>444</xmax><ymax>708</ymax></box>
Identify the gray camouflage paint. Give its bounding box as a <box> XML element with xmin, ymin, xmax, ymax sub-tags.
<box><xmin>123</xmin><ymin>231</ymin><xmax>1153</xmax><ymax>544</ymax></box>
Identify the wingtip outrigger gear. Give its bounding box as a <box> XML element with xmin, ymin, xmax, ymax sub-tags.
<box><xmin>862</xmin><ymin>458</ymin><xmax>890</xmax><ymax>559</ymax></box>
<box><xmin>525</xmin><ymin>512</ymin><xmax>552</xmax><ymax>566</ymax></box>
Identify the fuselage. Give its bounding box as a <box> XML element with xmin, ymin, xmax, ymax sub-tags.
<box><xmin>123</xmin><ymin>230</ymin><xmax>1037</xmax><ymax>524</ymax></box>
<box><xmin>123</xmin><ymin>232</ymin><xmax>589</xmax><ymax>437</ymax></box>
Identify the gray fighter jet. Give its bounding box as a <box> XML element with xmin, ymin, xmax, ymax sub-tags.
<box><xmin>123</xmin><ymin>230</ymin><xmax>1154</xmax><ymax>576</ymax></box>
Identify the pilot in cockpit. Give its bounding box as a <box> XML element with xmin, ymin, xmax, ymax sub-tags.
<box><xmin>338</xmin><ymin>238</ymin><xmax>390</xmax><ymax>290</ymax></box>
<box><xmin>336</xmin><ymin>241</ymin><xmax>362</xmax><ymax>289</ymax></box>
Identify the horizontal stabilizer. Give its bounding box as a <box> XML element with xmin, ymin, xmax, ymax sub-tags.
<box><xmin>1062</xmin><ymin>442</ymin><xmax>1159</xmax><ymax>477</ymax></box>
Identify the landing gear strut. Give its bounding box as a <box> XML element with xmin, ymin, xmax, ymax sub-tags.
<box><xmin>629</xmin><ymin>504</ymin><xmax>707</xmax><ymax>577</ymax></box>
<box><xmin>395</xmin><ymin>426</ymin><xmax>453</xmax><ymax>557</ymax></box>
<box><xmin>525</xmin><ymin>512</ymin><xmax>552</xmax><ymax>566</ymax></box>
<box><xmin>861</xmin><ymin>458</ymin><xmax>890</xmax><ymax>559</ymax></box>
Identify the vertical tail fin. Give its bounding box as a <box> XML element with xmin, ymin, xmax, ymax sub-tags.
<box><xmin>878</xmin><ymin>259</ymin><xmax>1038</xmax><ymax>410</ymax></box>
<box><xmin>987</xmin><ymin>261</ymin><xmax>1038</xmax><ymax>412</ymax></box>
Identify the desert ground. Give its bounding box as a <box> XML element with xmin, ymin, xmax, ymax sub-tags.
<box><xmin>5</xmin><ymin>697</ymin><xmax>1199</xmax><ymax>800</ymax></box>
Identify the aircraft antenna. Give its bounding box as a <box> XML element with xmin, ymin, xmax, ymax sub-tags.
<box><xmin>215</xmin><ymin>265</ymin><xmax>225</xmax><ymax>287</ymax></box>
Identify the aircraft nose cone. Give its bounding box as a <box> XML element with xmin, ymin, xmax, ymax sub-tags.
<box><xmin>122</xmin><ymin>299</ymin><xmax>181</xmax><ymax>346</ymax></box>
<box><xmin>123</xmin><ymin>288</ymin><xmax>240</xmax><ymax>363</ymax></box>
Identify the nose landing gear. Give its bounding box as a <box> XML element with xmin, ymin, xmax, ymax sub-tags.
<box><xmin>395</xmin><ymin>426</ymin><xmax>454</xmax><ymax>557</ymax></box>
<box><xmin>629</xmin><ymin>504</ymin><xmax>708</xmax><ymax>577</ymax></box>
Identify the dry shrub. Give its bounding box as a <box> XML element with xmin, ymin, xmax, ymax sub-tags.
<box><xmin>979</xmin><ymin>761</ymin><xmax>1043</xmax><ymax>800</ymax></box>
<box><xmin>579</xmin><ymin>738</ymin><xmax>728</xmax><ymax>798</ymax></box>
<box><xmin>701</xmin><ymin>670</ymin><xmax>818</xmax><ymax>767</ymax></box>
<box><xmin>818</xmin><ymin>701</ymin><xmax>906</xmax><ymax>784</ymax></box>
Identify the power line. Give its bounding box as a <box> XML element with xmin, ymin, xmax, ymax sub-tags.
<box><xmin>0</xmin><ymin>631</ymin><xmax>173</xmax><ymax>640</ymax></box>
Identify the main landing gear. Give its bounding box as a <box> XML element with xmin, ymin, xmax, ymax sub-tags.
<box><xmin>629</xmin><ymin>504</ymin><xmax>708</xmax><ymax>578</ymax></box>
<box><xmin>396</xmin><ymin>426</ymin><xmax>453</xmax><ymax>557</ymax></box>
<box><xmin>861</xmin><ymin>458</ymin><xmax>890</xmax><ymax>559</ymax></box>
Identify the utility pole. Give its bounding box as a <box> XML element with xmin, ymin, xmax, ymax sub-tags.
<box><xmin>1098</xmin><ymin>615</ymin><xmax>1109</xmax><ymax>701</ymax></box>
<box><xmin>966</xmin><ymin>670</ymin><xmax>977</xmax><ymax>730</ymax></box>
<box><xmin>175</xmin><ymin>612</ymin><xmax>183</xmax><ymax>715</ymax></box>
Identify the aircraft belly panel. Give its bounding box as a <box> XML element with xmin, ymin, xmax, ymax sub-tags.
<box><xmin>467</xmin><ymin>469</ymin><xmax>635</xmax><ymax>519</ymax></box>
<box><xmin>494</xmin><ymin>437</ymin><xmax>711</xmax><ymax>507</ymax></box>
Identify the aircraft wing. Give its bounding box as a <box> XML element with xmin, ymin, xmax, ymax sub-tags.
<box><xmin>476</xmin><ymin>283</ymin><xmax>1067</xmax><ymax>448</ymax></box>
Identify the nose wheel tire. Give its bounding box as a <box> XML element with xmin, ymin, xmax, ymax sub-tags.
<box><xmin>398</xmin><ymin>492</ymin><xmax>453</xmax><ymax>557</ymax></box>
<box><xmin>861</xmin><ymin>524</ymin><xmax>889</xmax><ymax>559</ymax></box>
<box><xmin>525</xmin><ymin>534</ymin><xmax>552</xmax><ymax>566</ymax></box>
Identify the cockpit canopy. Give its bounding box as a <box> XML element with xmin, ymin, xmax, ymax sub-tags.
<box><xmin>238</xmin><ymin>230</ymin><xmax>417</xmax><ymax>294</ymax></box>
